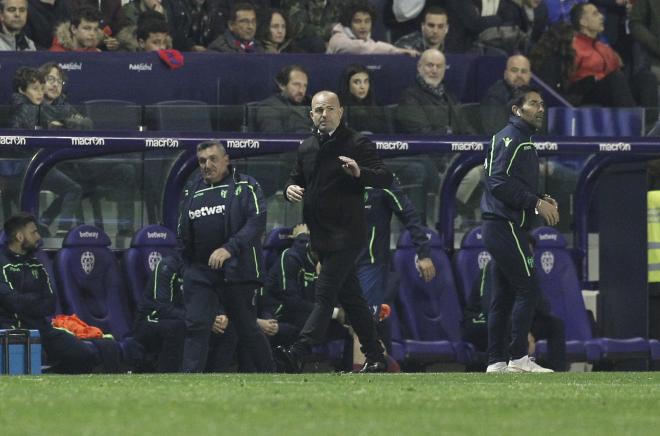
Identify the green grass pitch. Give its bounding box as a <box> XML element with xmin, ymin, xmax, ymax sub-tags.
<box><xmin>1</xmin><ymin>373</ymin><xmax>659</xmax><ymax>435</ymax></box>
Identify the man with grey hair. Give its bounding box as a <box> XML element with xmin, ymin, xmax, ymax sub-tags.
<box><xmin>177</xmin><ymin>140</ymin><xmax>274</xmax><ymax>372</ymax></box>
<box><xmin>276</xmin><ymin>90</ymin><xmax>393</xmax><ymax>373</ymax></box>
<box><xmin>0</xmin><ymin>0</ymin><xmax>35</xmax><ymax>50</ymax></box>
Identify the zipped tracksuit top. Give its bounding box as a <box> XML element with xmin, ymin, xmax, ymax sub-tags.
<box><xmin>481</xmin><ymin>115</ymin><xmax>541</xmax><ymax>229</ymax></box>
<box><xmin>178</xmin><ymin>167</ymin><xmax>266</xmax><ymax>284</ymax></box>
<box><xmin>137</xmin><ymin>254</ymin><xmax>185</xmax><ymax>322</ymax></box>
<box><xmin>359</xmin><ymin>176</ymin><xmax>430</xmax><ymax>265</ymax></box>
<box><xmin>0</xmin><ymin>246</ymin><xmax>55</xmax><ymax>330</ymax></box>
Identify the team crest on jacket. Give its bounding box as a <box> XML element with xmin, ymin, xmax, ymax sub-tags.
<box><xmin>477</xmin><ymin>251</ymin><xmax>491</xmax><ymax>269</ymax></box>
<box><xmin>148</xmin><ymin>251</ymin><xmax>162</xmax><ymax>271</ymax></box>
<box><xmin>81</xmin><ymin>251</ymin><xmax>95</xmax><ymax>274</ymax></box>
<box><xmin>541</xmin><ymin>251</ymin><xmax>554</xmax><ymax>274</ymax></box>
<box><xmin>503</xmin><ymin>137</ymin><xmax>513</xmax><ymax>147</ymax></box>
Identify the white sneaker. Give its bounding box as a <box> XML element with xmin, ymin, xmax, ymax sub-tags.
<box><xmin>486</xmin><ymin>361</ymin><xmax>509</xmax><ymax>373</ymax></box>
<box><xmin>507</xmin><ymin>355</ymin><xmax>554</xmax><ymax>373</ymax></box>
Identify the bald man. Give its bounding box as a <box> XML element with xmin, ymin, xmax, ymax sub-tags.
<box><xmin>276</xmin><ymin>91</ymin><xmax>393</xmax><ymax>373</ymax></box>
<box><xmin>396</xmin><ymin>48</ymin><xmax>471</xmax><ymax>134</ymax></box>
<box><xmin>480</xmin><ymin>54</ymin><xmax>533</xmax><ymax>133</ymax></box>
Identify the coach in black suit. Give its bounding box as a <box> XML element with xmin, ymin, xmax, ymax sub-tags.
<box><xmin>275</xmin><ymin>90</ymin><xmax>392</xmax><ymax>373</ymax></box>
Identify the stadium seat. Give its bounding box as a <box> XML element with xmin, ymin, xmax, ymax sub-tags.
<box><xmin>121</xmin><ymin>224</ymin><xmax>177</xmax><ymax>309</ymax></box>
<box><xmin>262</xmin><ymin>226</ymin><xmax>293</xmax><ymax>272</ymax></box>
<box><xmin>146</xmin><ymin>100</ymin><xmax>213</xmax><ymax>132</ymax></box>
<box><xmin>82</xmin><ymin>99</ymin><xmax>143</xmax><ymax>131</ymax></box>
<box><xmin>55</xmin><ymin>224</ymin><xmax>133</xmax><ymax>339</ymax></box>
<box><xmin>547</xmin><ymin>107</ymin><xmax>644</xmax><ymax>137</ymax></box>
<box><xmin>531</xmin><ymin>227</ymin><xmax>649</xmax><ymax>362</ymax></box>
<box><xmin>394</xmin><ymin>228</ymin><xmax>472</xmax><ymax>365</ymax></box>
<box><xmin>452</xmin><ymin>226</ymin><xmax>491</xmax><ymax>307</ymax></box>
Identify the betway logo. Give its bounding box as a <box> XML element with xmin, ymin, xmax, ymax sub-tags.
<box><xmin>145</xmin><ymin>138</ymin><xmax>179</xmax><ymax>148</ymax></box>
<box><xmin>226</xmin><ymin>139</ymin><xmax>260</xmax><ymax>149</ymax></box>
<box><xmin>71</xmin><ymin>137</ymin><xmax>105</xmax><ymax>146</ymax></box>
<box><xmin>79</xmin><ymin>231</ymin><xmax>99</xmax><ymax>238</ymax></box>
<box><xmin>451</xmin><ymin>142</ymin><xmax>483</xmax><ymax>151</ymax></box>
<box><xmin>147</xmin><ymin>232</ymin><xmax>168</xmax><ymax>239</ymax></box>
<box><xmin>535</xmin><ymin>142</ymin><xmax>558</xmax><ymax>151</ymax></box>
<box><xmin>0</xmin><ymin>136</ymin><xmax>26</xmax><ymax>145</ymax></box>
<box><xmin>599</xmin><ymin>142</ymin><xmax>631</xmax><ymax>152</ymax></box>
<box><xmin>375</xmin><ymin>141</ymin><xmax>408</xmax><ymax>151</ymax></box>
<box><xmin>538</xmin><ymin>233</ymin><xmax>557</xmax><ymax>241</ymax></box>
<box><xmin>188</xmin><ymin>205</ymin><xmax>226</xmax><ymax>219</ymax></box>
<box><xmin>59</xmin><ymin>62</ymin><xmax>82</xmax><ymax>71</ymax></box>
<box><xmin>129</xmin><ymin>63</ymin><xmax>153</xmax><ymax>72</ymax></box>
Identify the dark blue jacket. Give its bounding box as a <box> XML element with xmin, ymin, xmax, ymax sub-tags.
<box><xmin>358</xmin><ymin>177</ymin><xmax>430</xmax><ymax>266</ymax></box>
<box><xmin>0</xmin><ymin>246</ymin><xmax>55</xmax><ymax>330</ymax></box>
<box><xmin>260</xmin><ymin>234</ymin><xmax>316</xmax><ymax>329</ymax></box>
<box><xmin>137</xmin><ymin>255</ymin><xmax>185</xmax><ymax>322</ymax></box>
<box><xmin>481</xmin><ymin>115</ymin><xmax>541</xmax><ymax>229</ymax></box>
<box><xmin>178</xmin><ymin>166</ymin><xmax>266</xmax><ymax>284</ymax></box>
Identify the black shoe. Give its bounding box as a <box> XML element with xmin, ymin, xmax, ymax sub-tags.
<box><xmin>358</xmin><ymin>357</ymin><xmax>387</xmax><ymax>373</ymax></box>
<box><xmin>273</xmin><ymin>345</ymin><xmax>304</xmax><ymax>374</ymax></box>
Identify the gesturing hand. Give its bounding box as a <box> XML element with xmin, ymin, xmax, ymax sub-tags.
<box><xmin>416</xmin><ymin>257</ymin><xmax>436</xmax><ymax>282</ymax></box>
<box><xmin>338</xmin><ymin>156</ymin><xmax>360</xmax><ymax>177</ymax></box>
<box><xmin>212</xmin><ymin>314</ymin><xmax>229</xmax><ymax>334</ymax></box>
<box><xmin>209</xmin><ymin>247</ymin><xmax>231</xmax><ymax>269</ymax></box>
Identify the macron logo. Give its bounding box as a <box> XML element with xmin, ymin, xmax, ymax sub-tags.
<box><xmin>147</xmin><ymin>232</ymin><xmax>167</xmax><ymax>239</ymax></box>
<box><xmin>79</xmin><ymin>231</ymin><xmax>99</xmax><ymax>239</ymax></box>
<box><xmin>188</xmin><ymin>205</ymin><xmax>226</xmax><ymax>219</ymax></box>
<box><xmin>538</xmin><ymin>233</ymin><xmax>557</xmax><ymax>241</ymax></box>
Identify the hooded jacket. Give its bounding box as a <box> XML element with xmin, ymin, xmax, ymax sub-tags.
<box><xmin>49</xmin><ymin>21</ymin><xmax>103</xmax><ymax>51</ymax></box>
<box><xmin>178</xmin><ymin>166</ymin><xmax>266</xmax><ymax>284</ymax></box>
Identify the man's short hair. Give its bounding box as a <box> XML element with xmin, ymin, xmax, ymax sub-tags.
<box><xmin>569</xmin><ymin>3</ymin><xmax>588</xmax><ymax>31</ymax></box>
<box><xmin>507</xmin><ymin>85</ymin><xmax>542</xmax><ymax>111</ymax></box>
<box><xmin>137</xmin><ymin>12</ymin><xmax>170</xmax><ymax>42</ymax></box>
<box><xmin>196</xmin><ymin>140</ymin><xmax>226</xmax><ymax>153</ymax></box>
<box><xmin>12</xmin><ymin>67</ymin><xmax>43</xmax><ymax>92</ymax></box>
<box><xmin>229</xmin><ymin>2</ymin><xmax>256</xmax><ymax>23</ymax></box>
<box><xmin>3</xmin><ymin>212</ymin><xmax>37</xmax><ymax>242</ymax></box>
<box><xmin>340</xmin><ymin>0</ymin><xmax>377</xmax><ymax>28</ymax></box>
<box><xmin>423</xmin><ymin>6</ymin><xmax>448</xmax><ymax>21</ymax></box>
<box><xmin>275</xmin><ymin>64</ymin><xmax>307</xmax><ymax>88</ymax></box>
<box><xmin>71</xmin><ymin>6</ymin><xmax>102</xmax><ymax>27</ymax></box>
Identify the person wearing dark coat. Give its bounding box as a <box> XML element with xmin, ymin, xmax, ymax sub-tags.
<box><xmin>253</xmin><ymin>65</ymin><xmax>312</xmax><ymax>133</ymax></box>
<box><xmin>207</xmin><ymin>2</ymin><xmax>262</xmax><ymax>52</ymax></box>
<box><xmin>276</xmin><ymin>90</ymin><xmax>393</xmax><ymax>374</ymax></box>
<box><xmin>24</xmin><ymin>0</ymin><xmax>71</xmax><ymax>49</ymax></box>
<box><xmin>396</xmin><ymin>49</ymin><xmax>472</xmax><ymax>135</ymax></box>
<box><xmin>337</xmin><ymin>63</ymin><xmax>387</xmax><ymax>134</ymax></box>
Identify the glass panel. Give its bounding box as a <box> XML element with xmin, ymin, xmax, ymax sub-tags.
<box><xmin>0</xmin><ymin>147</ymin><xmax>34</xmax><ymax>224</ymax></box>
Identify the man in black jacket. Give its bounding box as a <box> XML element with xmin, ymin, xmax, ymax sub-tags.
<box><xmin>178</xmin><ymin>140</ymin><xmax>274</xmax><ymax>373</ymax></box>
<box><xmin>0</xmin><ymin>212</ymin><xmax>119</xmax><ymax>373</ymax></box>
<box><xmin>276</xmin><ymin>90</ymin><xmax>393</xmax><ymax>373</ymax></box>
<box><xmin>480</xmin><ymin>86</ymin><xmax>558</xmax><ymax>373</ymax></box>
<box><xmin>253</xmin><ymin>65</ymin><xmax>312</xmax><ymax>133</ymax></box>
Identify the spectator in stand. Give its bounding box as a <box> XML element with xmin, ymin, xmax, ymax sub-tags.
<box><xmin>116</xmin><ymin>10</ymin><xmax>171</xmax><ymax>51</ymax></box>
<box><xmin>9</xmin><ymin>67</ymin><xmax>83</xmax><ymax>236</ymax></box>
<box><xmin>38</xmin><ymin>62</ymin><xmax>93</xmax><ymax>129</ymax></box>
<box><xmin>258</xmin><ymin>8</ymin><xmax>293</xmax><ymax>53</ymax></box>
<box><xmin>164</xmin><ymin>0</ymin><xmax>225</xmax><ymax>52</ymax></box>
<box><xmin>0</xmin><ymin>0</ymin><xmax>35</xmax><ymax>51</ymax></box>
<box><xmin>397</xmin><ymin>48</ymin><xmax>473</xmax><ymax>135</ymax></box>
<box><xmin>208</xmin><ymin>2</ymin><xmax>262</xmax><ymax>53</ymax></box>
<box><xmin>444</xmin><ymin>0</ymin><xmax>530</xmax><ymax>54</ymax></box>
<box><xmin>327</xmin><ymin>0</ymin><xmax>418</xmax><ymax>56</ymax></box>
<box><xmin>516</xmin><ymin>0</ymin><xmax>550</xmax><ymax>43</ymax></box>
<box><xmin>394</xmin><ymin>6</ymin><xmax>454</xmax><ymax>54</ymax></box>
<box><xmin>253</xmin><ymin>65</ymin><xmax>312</xmax><ymax>133</ymax></box>
<box><xmin>480</xmin><ymin>54</ymin><xmax>532</xmax><ymax>134</ymax></box>
<box><xmin>281</xmin><ymin>0</ymin><xmax>344</xmax><ymax>53</ymax></box>
<box><xmin>630</xmin><ymin>0</ymin><xmax>660</xmax><ymax>85</ymax></box>
<box><xmin>337</xmin><ymin>63</ymin><xmax>386</xmax><ymax>134</ymax></box>
<box><xmin>50</xmin><ymin>6</ymin><xmax>104</xmax><ymax>52</ymax></box>
<box><xmin>118</xmin><ymin>0</ymin><xmax>169</xmax><ymax>30</ymax></box>
<box><xmin>69</xmin><ymin>0</ymin><xmax>122</xmax><ymax>37</ymax></box>
<box><xmin>24</xmin><ymin>0</ymin><xmax>71</xmax><ymax>50</ymax></box>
